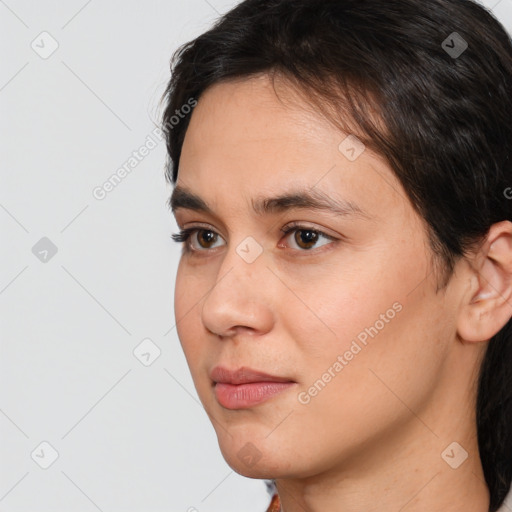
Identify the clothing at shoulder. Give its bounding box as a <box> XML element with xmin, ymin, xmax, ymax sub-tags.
<box><xmin>264</xmin><ymin>493</ymin><xmax>512</xmax><ymax>512</ymax></box>
<box><xmin>265</xmin><ymin>492</ymin><xmax>280</xmax><ymax>512</ymax></box>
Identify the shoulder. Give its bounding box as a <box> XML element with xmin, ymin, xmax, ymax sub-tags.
<box><xmin>264</xmin><ymin>480</ymin><xmax>280</xmax><ymax>512</ymax></box>
<box><xmin>265</xmin><ymin>492</ymin><xmax>281</xmax><ymax>512</ymax></box>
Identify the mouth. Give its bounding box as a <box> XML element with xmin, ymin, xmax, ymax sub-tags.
<box><xmin>210</xmin><ymin>365</ymin><xmax>297</xmax><ymax>409</ymax></box>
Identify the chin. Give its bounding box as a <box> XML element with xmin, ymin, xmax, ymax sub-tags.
<box><xmin>215</xmin><ymin>437</ymin><xmax>282</xmax><ymax>478</ymax></box>
<box><xmin>225</xmin><ymin>452</ymin><xmax>317</xmax><ymax>481</ymax></box>
<box><xmin>224</xmin><ymin>454</ymin><xmax>295</xmax><ymax>480</ymax></box>
<box><xmin>229</xmin><ymin>462</ymin><xmax>277</xmax><ymax>479</ymax></box>
<box><xmin>217</xmin><ymin>435</ymin><xmax>314</xmax><ymax>481</ymax></box>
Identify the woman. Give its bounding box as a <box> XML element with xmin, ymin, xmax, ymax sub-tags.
<box><xmin>161</xmin><ymin>0</ymin><xmax>512</xmax><ymax>510</ymax></box>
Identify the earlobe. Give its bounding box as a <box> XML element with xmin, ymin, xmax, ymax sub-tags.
<box><xmin>457</xmin><ymin>221</ymin><xmax>512</xmax><ymax>343</ymax></box>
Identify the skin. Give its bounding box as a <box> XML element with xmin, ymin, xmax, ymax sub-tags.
<box><xmin>170</xmin><ymin>72</ymin><xmax>512</xmax><ymax>512</ymax></box>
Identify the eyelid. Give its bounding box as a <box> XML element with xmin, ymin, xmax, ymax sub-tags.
<box><xmin>177</xmin><ymin>220</ymin><xmax>338</xmax><ymax>238</ymax></box>
<box><xmin>280</xmin><ymin>220</ymin><xmax>340</xmax><ymax>240</ymax></box>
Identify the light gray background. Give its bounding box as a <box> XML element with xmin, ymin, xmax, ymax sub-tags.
<box><xmin>1</xmin><ymin>1</ymin><xmax>512</xmax><ymax>511</ymax></box>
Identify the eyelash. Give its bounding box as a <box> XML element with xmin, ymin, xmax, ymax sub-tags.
<box><xmin>170</xmin><ymin>223</ymin><xmax>338</xmax><ymax>254</ymax></box>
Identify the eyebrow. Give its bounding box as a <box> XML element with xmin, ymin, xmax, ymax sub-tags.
<box><xmin>168</xmin><ymin>185</ymin><xmax>370</xmax><ymax>219</ymax></box>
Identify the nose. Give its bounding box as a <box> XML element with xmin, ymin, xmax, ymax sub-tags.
<box><xmin>200</xmin><ymin>242</ymin><xmax>275</xmax><ymax>339</ymax></box>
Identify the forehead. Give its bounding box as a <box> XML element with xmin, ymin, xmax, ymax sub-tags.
<box><xmin>177</xmin><ymin>74</ymin><xmax>408</xmax><ymax>221</ymax></box>
<box><xmin>183</xmin><ymin>74</ymin><xmax>340</xmax><ymax>155</ymax></box>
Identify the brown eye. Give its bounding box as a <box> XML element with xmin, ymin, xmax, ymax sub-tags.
<box><xmin>280</xmin><ymin>224</ymin><xmax>336</xmax><ymax>251</ymax></box>
<box><xmin>196</xmin><ymin>229</ymin><xmax>219</xmax><ymax>249</ymax></box>
<box><xmin>171</xmin><ymin>223</ymin><xmax>337</xmax><ymax>255</ymax></box>
<box><xmin>294</xmin><ymin>229</ymin><xmax>320</xmax><ymax>249</ymax></box>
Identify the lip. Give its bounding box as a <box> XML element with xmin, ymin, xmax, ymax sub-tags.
<box><xmin>210</xmin><ymin>365</ymin><xmax>294</xmax><ymax>385</ymax></box>
<box><xmin>210</xmin><ymin>366</ymin><xmax>297</xmax><ymax>409</ymax></box>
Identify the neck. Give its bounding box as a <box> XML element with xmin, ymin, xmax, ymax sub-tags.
<box><xmin>275</xmin><ymin>432</ymin><xmax>488</xmax><ymax>512</ymax></box>
<box><xmin>275</xmin><ymin>345</ymin><xmax>490</xmax><ymax>512</ymax></box>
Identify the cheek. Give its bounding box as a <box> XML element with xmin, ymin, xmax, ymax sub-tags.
<box><xmin>173</xmin><ymin>261</ymin><xmax>189</xmax><ymax>322</ymax></box>
<box><xmin>174</xmin><ymin>266</ymin><xmax>205</xmax><ymax>362</ymax></box>
<box><xmin>279</xmin><ymin>256</ymin><xmax>402</xmax><ymax>361</ymax></box>
<box><xmin>281</xmin><ymin>293</ymin><xmax>448</xmax><ymax>469</ymax></box>
<box><xmin>287</xmin><ymin>240</ymin><xmax>443</xmax><ymax>405</ymax></box>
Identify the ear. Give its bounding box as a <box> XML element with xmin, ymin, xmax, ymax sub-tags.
<box><xmin>457</xmin><ymin>221</ymin><xmax>512</xmax><ymax>343</ymax></box>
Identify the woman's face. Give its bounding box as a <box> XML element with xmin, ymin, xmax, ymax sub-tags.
<box><xmin>171</xmin><ymin>74</ymin><xmax>471</xmax><ymax>479</ymax></box>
